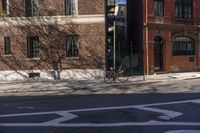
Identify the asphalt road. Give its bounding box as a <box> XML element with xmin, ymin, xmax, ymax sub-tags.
<box><xmin>0</xmin><ymin>84</ymin><xmax>200</xmax><ymax>132</ymax></box>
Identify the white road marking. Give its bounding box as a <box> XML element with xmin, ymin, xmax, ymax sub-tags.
<box><xmin>0</xmin><ymin>98</ymin><xmax>198</xmax><ymax>118</ymax></box>
<box><xmin>66</xmin><ymin>98</ymin><xmax>200</xmax><ymax>113</ymax></box>
<box><xmin>134</xmin><ymin>106</ymin><xmax>182</xmax><ymax>119</ymax></box>
<box><xmin>165</xmin><ymin>130</ymin><xmax>200</xmax><ymax>133</ymax></box>
<box><xmin>0</xmin><ymin>111</ymin><xmax>76</xmax><ymax>118</ymax></box>
<box><xmin>44</xmin><ymin>112</ymin><xmax>78</xmax><ymax>124</ymax></box>
<box><xmin>1</xmin><ymin>121</ymin><xmax>200</xmax><ymax>127</ymax></box>
<box><xmin>193</xmin><ymin>99</ymin><xmax>200</xmax><ymax>104</ymax></box>
<box><xmin>0</xmin><ymin>99</ymin><xmax>200</xmax><ymax>127</ymax></box>
<box><xmin>0</xmin><ymin>111</ymin><xmax>78</xmax><ymax>124</ymax></box>
<box><xmin>158</xmin><ymin>115</ymin><xmax>171</xmax><ymax>120</ymax></box>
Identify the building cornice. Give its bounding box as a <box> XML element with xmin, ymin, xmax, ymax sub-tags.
<box><xmin>147</xmin><ymin>22</ymin><xmax>199</xmax><ymax>32</ymax></box>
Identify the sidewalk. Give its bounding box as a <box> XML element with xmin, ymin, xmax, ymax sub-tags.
<box><xmin>0</xmin><ymin>72</ymin><xmax>200</xmax><ymax>97</ymax></box>
<box><xmin>135</xmin><ymin>72</ymin><xmax>200</xmax><ymax>82</ymax></box>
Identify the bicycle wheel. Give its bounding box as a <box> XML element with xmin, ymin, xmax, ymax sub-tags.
<box><xmin>104</xmin><ymin>71</ymin><xmax>114</xmax><ymax>83</ymax></box>
<box><xmin>118</xmin><ymin>70</ymin><xmax>129</xmax><ymax>83</ymax></box>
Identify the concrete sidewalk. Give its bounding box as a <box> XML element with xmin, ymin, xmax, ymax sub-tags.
<box><xmin>138</xmin><ymin>72</ymin><xmax>200</xmax><ymax>82</ymax></box>
<box><xmin>0</xmin><ymin>72</ymin><xmax>200</xmax><ymax>97</ymax></box>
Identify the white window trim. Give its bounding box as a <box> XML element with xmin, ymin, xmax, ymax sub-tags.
<box><xmin>74</xmin><ymin>0</ymin><xmax>78</xmax><ymax>15</ymax></box>
<box><xmin>26</xmin><ymin>58</ymin><xmax>40</xmax><ymax>61</ymax></box>
<box><xmin>6</xmin><ymin>0</ymin><xmax>9</xmax><ymax>15</ymax></box>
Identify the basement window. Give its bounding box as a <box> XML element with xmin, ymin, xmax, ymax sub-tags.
<box><xmin>29</xmin><ymin>72</ymin><xmax>40</xmax><ymax>79</ymax></box>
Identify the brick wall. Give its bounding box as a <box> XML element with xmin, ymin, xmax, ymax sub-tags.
<box><xmin>143</xmin><ymin>0</ymin><xmax>200</xmax><ymax>74</ymax></box>
<box><xmin>0</xmin><ymin>0</ymin><xmax>105</xmax><ymax>73</ymax></box>
<box><xmin>0</xmin><ymin>23</ymin><xmax>105</xmax><ymax>71</ymax></box>
<box><xmin>0</xmin><ymin>0</ymin><xmax>105</xmax><ymax>17</ymax></box>
<box><xmin>145</xmin><ymin>0</ymin><xmax>200</xmax><ymax>24</ymax></box>
<box><xmin>78</xmin><ymin>0</ymin><xmax>104</xmax><ymax>15</ymax></box>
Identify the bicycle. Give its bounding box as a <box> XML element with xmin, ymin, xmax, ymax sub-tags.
<box><xmin>104</xmin><ymin>64</ymin><xmax>129</xmax><ymax>83</ymax></box>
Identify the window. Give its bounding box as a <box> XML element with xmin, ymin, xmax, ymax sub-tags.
<box><xmin>27</xmin><ymin>36</ymin><xmax>39</xmax><ymax>58</ymax></box>
<box><xmin>66</xmin><ymin>35</ymin><xmax>79</xmax><ymax>58</ymax></box>
<box><xmin>4</xmin><ymin>37</ymin><xmax>11</xmax><ymax>55</ymax></box>
<box><xmin>25</xmin><ymin>0</ymin><xmax>39</xmax><ymax>17</ymax></box>
<box><xmin>65</xmin><ymin>0</ymin><xmax>77</xmax><ymax>15</ymax></box>
<box><xmin>154</xmin><ymin>0</ymin><xmax>164</xmax><ymax>17</ymax></box>
<box><xmin>173</xmin><ymin>37</ymin><xmax>195</xmax><ymax>56</ymax></box>
<box><xmin>175</xmin><ymin>0</ymin><xmax>192</xmax><ymax>19</ymax></box>
<box><xmin>1</xmin><ymin>0</ymin><xmax>9</xmax><ymax>15</ymax></box>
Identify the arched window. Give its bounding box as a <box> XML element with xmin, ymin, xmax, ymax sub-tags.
<box><xmin>173</xmin><ymin>37</ymin><xmax>195</xmax><ymax>56</ymax></box>
<box><xmin>154</xmin><ymin>0</ymin><xmax>164</xmax><ymax>17</ymax></box>
<box><xmin>175</xmin><ymin>0</ymin><xmax>193</xmax><ymax>19</ymax></box>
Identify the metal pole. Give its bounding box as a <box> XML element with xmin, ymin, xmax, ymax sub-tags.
<box><xmin>113</xmin><ymin>21</ymin><xmax>116</xmax><ymax>72</ymax></box>
<box><xmin>130</xmin><ymin>41</ymin><xmax>133</xmax><ymax>75</ymax></box>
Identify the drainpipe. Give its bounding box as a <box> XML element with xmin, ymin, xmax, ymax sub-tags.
<box><xmin>145</xmin><ymin>0</ymin><xmax>149</xmax><ymax>75</ymax></box>
<box><xmin>197</xmin><ymin>31</ymin><xmax>200</xmax><ymax>69</ymax></box>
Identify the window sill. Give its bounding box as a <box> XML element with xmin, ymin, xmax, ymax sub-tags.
<box><xmin>27</xmin><ymin>58</ymin><xmax>40</xmax><ymax>61</ymax></box>
<box><xmin>173</xmin><ymin>17</ymin><xmax>194</xmax><ymax>22</ymax></box>
<box><xmin>0</xmin><ymin>15</ymin><xmax>9</xmax><ymax>17</ymax></box>
<box><xmin>3</xmin><ymin>54</ymin><xmax>12</xmax><ymax>57</ymax></box>
<box><xmin>172</xmin><ymin>55</ymin><xmax>195</xmax><ymax>57</ymax></box>
<box><xmin>66</xmin><ymin>57</ymin><xmax>80</xmax><ymax>60</ymax></box>
<box><xmin>64</xmin><ymin>14</ymin><xmax>78</xmax><ymax>16</ymax></box>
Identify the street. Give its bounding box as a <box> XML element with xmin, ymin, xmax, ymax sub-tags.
<box><xmin>0</xmin><ymin>79</ymin><xmax>200</xmax><ymax>133</ymax></box>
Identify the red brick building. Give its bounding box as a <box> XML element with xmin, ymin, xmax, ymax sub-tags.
<box><xmin>128</xmin><ymin>0</ymin><xmax>200</xmax><ymax>75</ymax></box>
<box><xmin>0</xmin><ymin>0</ymin><xmax>105</xmax><ymax>80</ymax></box>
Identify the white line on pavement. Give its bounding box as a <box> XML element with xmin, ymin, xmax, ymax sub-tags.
<box><xmin>1</xmin><ymin>121</ymin><xmax>200</xmax><ymax>127</ymax></box>
<box><xmin>165</xmin><ymin>130</ymin><xmax>200</xmax><ymax>133</ymax></box>
<box><xmin>134</xmin><ymin>106</ymin><xmax>183</xmax><ymax>119</ymax></box>
<box><xmin>0</xmin><ymin>99</ymin><xmax>200</xmax><ymax>127</ymax></box>
<box><xmin>44</xmin><ymin>112</ymin><xmax>78</xmax><ymax>124</ymax></box>
<box><xmin>0</xmin><ymin>98</ymin><xmax>198</xmax><ymax>118</ymax></box>
<box><xmin>192</xmin><ymin>99</ymin><xmax>200</xmax><ymax>104</ymax></box>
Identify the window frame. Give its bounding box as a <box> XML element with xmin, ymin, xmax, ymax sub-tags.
<box><xmin>154</xmin><ymin>0</ymin><xmax>164</xmax><ymax>17</ymax></box>
<box><xmin>172</xmin><ymin>37</ymin><xmax>195</xmax><ymax>56</ymax></box>
<box><xmin>27</xmin><ymin>36</ymin><xmax>39</xmax><ymax>59</ymax></box>
<box><xmin>66</xmin><ymin>35</ymin><xmax>79</xmax><ymax>58</ymax></box>
<box><xmin>25</xmin><ymin>0</ymin><xmax>39</xmax><ymax>17</ymax></box>
<box><xmin>64</xmin><ymin>0</ymin><xmax>78</xmax><ymax>15</ymax></box>
<box><xmin>4</xmin><ymin>37</ymin><xmax>11</xmax><ymax>56</ymax></box>
<box><xmin>175</xmin><ymin>0</ymin><xmax>193</xmax><ymax>19</ymax></box>
<box><xmin>1</xmin><ymin>0</ymin><xmax>9</xmax><ymax>15</ymax></box>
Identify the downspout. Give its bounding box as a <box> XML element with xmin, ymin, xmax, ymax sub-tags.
<box><xmin>145</xmin><ymin>0</ymin><xmax>149</xmax><ymax>75</ymax></box>
<box><xmin>197</xmin><ymin>30</ymin><xmax>200</xmax><ymax>70</ymax></box>
<box><xmin>105</xmin><ymin>0</ymin><xmax>108</xmax><ymax>71</ymax></box>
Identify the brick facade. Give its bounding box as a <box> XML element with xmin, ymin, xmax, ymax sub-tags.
<box><xmin>0</xmin><ymin>0</ymin><xmax>105</xmax><ymax>16</ymax></box>
<box><xmin>0</xmin><ymin>0</ymin><xmax>105</xmax><ymax>80</ymax></box>
<box><xmin>128</xmin><ymin>0</ymin><xmax>200</xmax><ymax>74</ymax></box>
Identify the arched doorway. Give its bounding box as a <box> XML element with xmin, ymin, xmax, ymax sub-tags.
<box><xmin>154</xmin><ymin>36</ymin><xmax>163</xmax><ymax>71</ymax></box>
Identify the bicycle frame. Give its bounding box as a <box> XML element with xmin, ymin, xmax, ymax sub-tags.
<box><xmin>109</xmin><ymin>65</ymin><xmax>123</xmax><ymax>82</ymax></box>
